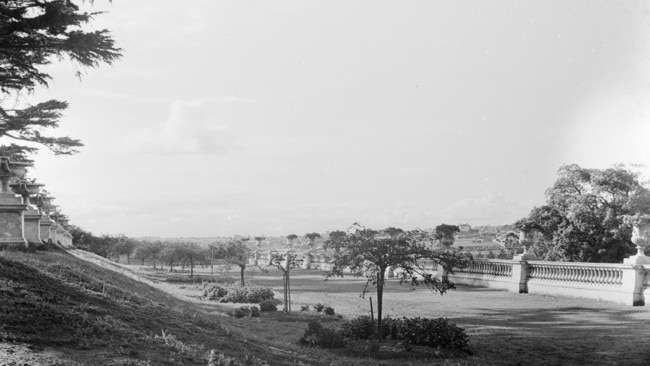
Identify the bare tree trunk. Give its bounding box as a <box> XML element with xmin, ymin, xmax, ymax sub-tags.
<box><xmin>287</xmin><ymin>270</ymin><xmax>291</xmax><ymax>312</ymax></box>
<box><xmin>377</xmin><ymin>269</ymin><xmax>385</xmax><ymax>341</ymax></box>
<box><xmin>240</xmin><ymin>265</ymin><xmax>245</xmax><ymax>287</ymax></box>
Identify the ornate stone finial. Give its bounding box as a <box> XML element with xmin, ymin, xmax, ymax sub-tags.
<box><xmin>0</xmin><ymin>157</ymin><xmax>32</xmax><ymax>195</ymax></box>
<box><xmin>513</xmin><ymin>229</ymin><xmax>538</xmax><ymax>261</ymax></box>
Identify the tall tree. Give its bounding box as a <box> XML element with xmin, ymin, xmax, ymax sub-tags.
<box><xmin>286</xmin><ymin>234</ymin><xmax>298</xmax><ymax>247</ymax></box>
<box><xmin>325</xmin><ymin>224</ymin><xmax>471</xmax><ymax>341</ymax></box>
<box><xmin>516</xmin><ymin>164</ymin><xmax>650</xmax><ymax>262</ymax></box>
<box><xmin>434</xmin><ymin>224</ymin><xmax>460</xmax><ymax>248</ymax></box>
<box><xmin>305</xmin><ymin>232</ymin><xmax>321</xmax><ymax>248</ymax></box>
<box><xmin>0</xmin><ymin>0</ymin><xmax>121</xmax><ymax>158</ymax></box>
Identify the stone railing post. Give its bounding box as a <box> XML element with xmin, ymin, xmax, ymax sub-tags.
<box><xmin>302</xmin><ymin>251</ymin><xmax>312</xmax><ymax>270</ymax></box>
<box><xmin>620</xmin><ymin>265</ymin><xmax>646</xmax><ymax>306</ymax></box>
<box><xmin>252</xmin><ymin>250</ymin><xmax>259</xmax><ymax>266</ymax></box>
<box><xmin>510</xmin><ymin>260</ymin><xmax>530</xmax><ymax>293</ymax></box>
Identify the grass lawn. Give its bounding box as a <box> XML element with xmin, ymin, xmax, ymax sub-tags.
<box><xmin>3</xmin><ymin>249</ymin><xmax>650</xmax><ymax>365</ymax></box>
<box><xmin>128</xmin><ymin>257</ymin><xmax>650</xmax><ymax>365</ymax></box>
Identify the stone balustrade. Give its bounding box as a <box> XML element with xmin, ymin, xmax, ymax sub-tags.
<box><xmin>434</xmin><ymin>259</ymin><xmax>647</xmax><ymax>306</ymax></box>
<box><xmin>527</xmin><ymin>261</ymin><xmax>623</xmax><ymax>286</ymax></box>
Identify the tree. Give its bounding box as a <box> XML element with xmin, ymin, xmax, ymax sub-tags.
<box><xmin>325</xmin><ymin>224</ymin><xmax>471</xmax><ymax>341</ymax></box>
<box><xmin>175</xmin><ymin>243</ymin><xmax>204</xmax><ymax>279</ymax></box>
<box><xmin>254</xmin><ymin>236</ymin><xmax>265</xmax><ymax>248</ymax></box>
<box><xmin>434</xmin><ymin>224</ymin><xmax>460</xmax><ymax>248</ymax></box>
<box><xmin>219</xmin><ymin>240</ymin><xmax>252</xmax><ymax>286</ymax></box>
<box><xmin>286</xmin><ymin>234</ymin><xmax>298</xmax><ymax>247</ymax></box>
<box><xmin>269</xmin><ymin>251</ymin><xmax>303</xmax><ymax>313</ymax></box>
<box><xmin>133</xmin><ymin>241</ymin><xmax>163</xmax><ymax>268</ymax></box>
<box><xmin>305</xmin><ymin>232</ymin><xmax>321</xmax><ymax>248</ymax></box>
<box><xmin>516</xmin><ymin>164</ymin><xmax>650</xmax><ymax>262</ymax></box>
<box><xmin>0</xmin><ymin>0</ymin><xmax>121</xmax><ymax>158</ymax></box>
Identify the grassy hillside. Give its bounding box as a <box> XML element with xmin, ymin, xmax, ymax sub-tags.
<box><xmin>0</xmin><ymin>249</ymin><xmax>315</xmax><ymax>365</ymax></box>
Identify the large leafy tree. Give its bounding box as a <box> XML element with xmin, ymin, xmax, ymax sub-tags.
<box><xmin>0</xmin><ymin>0</ymin><xmax>121</xmax><ymax>159</ymax></box>
<box><xmin>434</xmin><ymin>224</ymin><xmax>460</xmax><ymax>248</ymax></box>
<box><xmin>325</xmin><ymin>224</ymin><xmax>471</xmax><ymax>341</ymax></box>
<box><xmin>516</xmin><ymin>164</ymin><xmax>650</xmax><ymax>262</ymax></box>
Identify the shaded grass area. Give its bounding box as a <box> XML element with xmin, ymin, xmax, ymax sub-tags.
<box><xmin>0</xmin><ymin>250</ymin><xmax>316</xmax><ymax>365</ymax></box>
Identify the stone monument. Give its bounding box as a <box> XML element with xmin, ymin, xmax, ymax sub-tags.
<box><xmin>0</xmin><ymin>157</ymin><xmax>31</xmax><ymax>248</ymax></box>
<box><xmin>10</xmin><ymin>180</ymin><xmax>43</xmax><ymax>247</ymax></box>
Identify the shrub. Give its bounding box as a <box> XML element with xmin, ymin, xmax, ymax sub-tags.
<box><xmin>340</xmin><ymin>316</ymin><xmax>375</xmax><ymax>340</ymax></box>
<box><xmin>323</xmin><ymin>306</ymin><xmax>335</xmax><ymax>316</ymax></box>
<box><xmin>300</xmin><ymin>304</ymin><xmax>310</xmax><ymax>312</ymax></box>
<box><xmin>201</xmin><ymin>284</ymin><xmax>229</xmax><ymax>301</ymax></box>
<box><xmin>314</xmin><ymin>303</ymin><xmax>325</xmax><ymax>312</ymax></box>
<box><xmin>259</xmin><ymin>300</ymin><xmax>277</xmax><ymax>312</ymax></box>
<box><xmin>232</xmin><ymin>306</ymin><xmax>251</xmax><ymax>319</ymax></box>
<box><xmin>299</xmin><ymin>321</ymin><xmax>346</xmax><ymax>349</ymax></box>
<box><xmin>397</xmin><ymin>317</ymin><xmax>469</xmax><ymax>350</ymax></box>
<box><xmin>339</xmin><ymin>315</ymin><xmax>468</xmax><ymax>351</ymax></box>
<box><xmin>201</xmin><ymin>283</ymin><xmax>275</xmax><ymax>304</ymax></box>
<box><xmin>250</xmin><ymin>306</ymin><xmax>260</xmax><ymax>317</ymax></box>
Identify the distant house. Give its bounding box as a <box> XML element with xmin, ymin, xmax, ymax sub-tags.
<box><xmin>458</xmin><ymin>223</ymin><xmax>471</xmax><ymax>233</ymax></box>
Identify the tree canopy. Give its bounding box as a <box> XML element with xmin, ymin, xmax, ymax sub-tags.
<box><xmin>516</xmin><ymin>164</ymin><xmax>650</xmax><ymax>262</ymax></box>
<box><xmin>434</xmin><ymin>224</ymin><xmax>460</xmax><ymax>247</ymax></box>
<box><xmin>325</xmin><ymin>224</ymin><xmax>471</xmax><ymax>340</ymax></box>
<box><xmin>0</xmin><ymin>0</ymin><xmax>121</xmax><ymax>158</ymax></box>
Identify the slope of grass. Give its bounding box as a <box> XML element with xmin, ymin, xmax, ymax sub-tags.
<box><xmin>0</xmin><ymin>249</ymin><xmax>316</xmax><ymax>365</ymax></box>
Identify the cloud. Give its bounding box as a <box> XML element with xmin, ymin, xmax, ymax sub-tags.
<box><xmin>120</xmin><ymin>98</ymin><xmax>241</xmax><ymax>155</ymax></box>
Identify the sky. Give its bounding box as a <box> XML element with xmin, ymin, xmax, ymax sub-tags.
<box><xmin>9</xmin><ymin>0</ymin><xmax>650</xmax><ymax>237</ymax></box>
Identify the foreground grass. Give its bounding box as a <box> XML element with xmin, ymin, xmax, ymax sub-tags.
<box><xmin>0</xmin><ymin>249</ymin><xmax>472</xmax><ymax>365</ymax></box>
<box><xmin>0</xmin><ymin>249</ymin><xmax>321</xmax><ymax>365</ymax></box>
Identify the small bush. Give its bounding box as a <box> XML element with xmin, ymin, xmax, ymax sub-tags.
<box><xmin>250</xmin><ymin>306</ymin><xmax>260</xmax><ymax>317</ymax></box>
<box><xmin>397</xmin><ymin>317</ymin><xmax>469</xmax><ymax>350</ymax></box>
<box><xmin>259</xmin><ymin>300</ymin><xmax>277</xmax><ymax>312</ymax></box>
<box><xmin>314</xmin><ymin>303</ymin><xmax>325</xmax><ymax>312</ymax></box>
<box><xmin>339</xmin><ymin>316</ymin><xmax>468</xmax><ymax>350</ymax></box>
<box><xmin>323</xmin><ymin>306</ymin><xmax>335</xmax><ymax>316</ymax></box>
<box><xmin>299</xmin><ymin>321</ymin><xmax>346</xmax><ymax>349</ymax></box>
<box><xmin>340</xmin><ymin>316</ymin><xmax>375</xmax><ymax>340</ymax></box>
<box><xmin>300</xmin><ymin>304</ymin><xmax>310</xmax><ymax>312</ymax></box>
<box><xmin>201</xmin><ymin>283</ymin><xmax>275</xmax><ymax>304</ymax></box>
<box><xmin>231</xmin><ymin>306</ymin><xmax>251</xmax><ymax>319</ymax></box>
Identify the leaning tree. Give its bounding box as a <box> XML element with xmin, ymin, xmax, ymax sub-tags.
<box><xmin>0</xmin><ymin>0</ymin><xmax>121</xmax><ymax>159</ymax></box>
<box><xmin>326</xmin><ymin>223</ymin><xmax>471</xmax><ymax>340</ymax></box>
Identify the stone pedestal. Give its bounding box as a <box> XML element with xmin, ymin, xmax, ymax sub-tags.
<box><xmin>55</xmin><ymin>225</ymin><xmax>66</xmax><ymax>247</ymax></box>
<box><xmin>0</xmin><ymin>192</ymin><xmax>27</xmax><ymax>247</ymax></box>
<box><xmin>510</xmin><ymin>260</ymin><xmax>530</xmax><ymax>293</ymax></box>
<box><xmin>0</xmin><ymin>158</ymin><xmax>31</xmax><ymax>248</ymax></box>
<box><xmin>49</xmin><ymin>222</ymin><xmax>59</xmax><ymax>245</ymax></box>
<box><xmin>23</xmin><ymin>209</ymin><xmax>41</xmax><ymax>246</ymax></box>
<box><xmin>302</xmin><ymin>250</ymin><xmax>313</xmax><ymax>269</ymax></box>
<box><xmin>40</xmin><ymin>214</ymin><xmax>54</xmax><ymax>243</ymax></box>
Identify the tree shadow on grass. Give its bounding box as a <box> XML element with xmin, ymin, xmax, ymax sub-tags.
<box><xmin>454</xmin><ymin>300</ymin><xmax>650</xmax><ymax>365</ymax></box>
